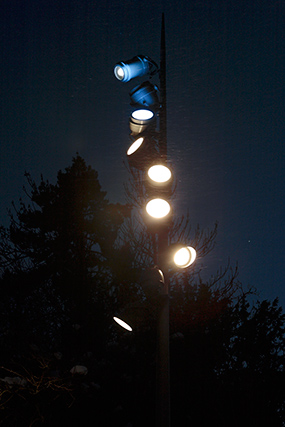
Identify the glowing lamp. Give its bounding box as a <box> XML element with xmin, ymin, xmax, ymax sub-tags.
<box><xmin>114</xmin><ymin>55</ymin><xmax>158</xmax><ymax>82</ymax></box>
<box><xmin>173</xmin><ymin>246</ymin><xmax>196</xmax><ymax>268</ymax></box>
<box><xmin>113</xmin><ymin>316</ymin><xmax>132</xmax><ymax>332</ymax></box>
<box><xmin>126</xmin><ymin>136</ymin><xmax>157</xmax><ymax>169</ymax></box>
<box><xmin>146</xmin><ymin>198</ymin><xmax>171</xmax><ymax>219</ymax></box>
<box><xmin>114</xmin><ymin>66</ymin><xmax>125</xmax><ymax>81</ymax></box>
<box><xmin>127</xmin><ymin>137</ymin><xmax>144</xmax><ymax>156</ymax></box>
<box><xmin>129</xmin><ymin>109</ymin><xmax>155</xmax><ymax>135</ymax></box>
<box><xmin>147</xmin><ymin>164</ymin><xmax>172</xmax><ymax>184</ymax></box>
<box><xmin>113</xmin><ymin>302</ymin><xmax>155</xmax><ymax>332</ymax></box>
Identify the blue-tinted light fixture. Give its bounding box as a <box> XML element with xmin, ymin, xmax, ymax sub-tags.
<box><xmin>114</xmin><ymin>55</ymin><xmax>158</xmax><ymax>83</ymax></box>
<box><xmin>129</xmin><ymin>81</ymin><xmax>160</xmax><ymax>109</ymax></box>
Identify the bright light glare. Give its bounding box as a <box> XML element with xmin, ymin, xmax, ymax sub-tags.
<box><xmin>114</xmin><ymin>66</ymin><xmax>125</xmax><ymax>81</ymax></box>
<box><xmin>127</xmin><ymin>137</ymin><xmax>144</xmax><ymax>156</ymax></box>
<box><xmin>113</xmin><ymin>316</ymin><xmax>132</xmax><ymax>332</ymax></box>
<box><xmin>148</xmin><ymin>165</ymin><xmax>172</xmax><ymax>183</ymax></box>
<box><xmin>174</xmin><ymin>246</ymin><xmax>196</xmax><ymax>268</ymax></box>
<box><xmin>146</xmin><ymin>198</ymin><xmax>171</xmax><ymax>219</ymax></box>
<box><xmin>132</xmin><ymin>109</ymin><xmax>154</xmax><ymax>121</ymax></box>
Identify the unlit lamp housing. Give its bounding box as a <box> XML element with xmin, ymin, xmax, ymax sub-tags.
<box><xmin>129</xmin><ymin>81</ymin><xmax>160</xmax><ymax>109</ymax></box>
<box><xmin>114</xmin><ymin>55</ymin><xmax>158</xmax><ymax>83</ymax></box>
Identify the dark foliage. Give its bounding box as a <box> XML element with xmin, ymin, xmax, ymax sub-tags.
<box><xmin>0</xmin><ymin>156</ymin><xmax>284</xmax><ymax>426</ymax></box>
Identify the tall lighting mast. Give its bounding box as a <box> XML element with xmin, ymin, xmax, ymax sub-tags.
<box><xmin>156</xmin><ymin>13</ymin><xmax>171</xmax><ymax>427</ymax></box>
<box><xmin>113</xmin><ymin>14</ymin><xmax>196</xmax><ymax>427</ymax></box>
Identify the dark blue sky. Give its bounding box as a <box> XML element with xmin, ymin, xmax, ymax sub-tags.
<box><xmin>1</xmin><ymin>0</ymin><xmax>284</xmax><ymax>307</ymax></box>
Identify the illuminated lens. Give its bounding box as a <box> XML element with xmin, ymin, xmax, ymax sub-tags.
<box><xmin>114</xmin><ymin>66</ymin><xmax>125</xmax><ymax>81</ymax></box>
<box><xmin>127</xmin><ymin>137</ymin><xmax>144</xmax><ymax>156</ymax></box>
<box><xmin>146</xmin><ymin>198</ymin><xmax>171</xmax><ymax>219</ymax></box>
<box><xmin>132</xmin><ymin>109</ymin><xmax>154</xmax><ymax>121</ymax></box>
<box><xmin>174</xmin><ymin>247</ymin><xmax>196</xmax><ymax>268</ymax></box>
<box><xmin>113</xmin><ymin>316</ymin><xmax>132</xmax><ymax>332</ymax></box>
<box><xmin>148</xmin><ymin>165</ymin><xmax>172</xmax><ymax>183</ymax></box>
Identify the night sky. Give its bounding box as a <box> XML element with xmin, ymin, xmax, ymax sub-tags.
<box><xmin>1</xmin><ymin>0</ymin><xmax>284</xmax><ymax>308</ymax></box>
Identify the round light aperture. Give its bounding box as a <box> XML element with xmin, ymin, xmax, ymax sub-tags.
<box><xmin>113</xmin><ymin>316</ymin><xmax>132</xmax><ymax>332</ymax></box>
<box><xmin>127</xmin><ymin>137</ymin><xmax>144</xmax><ymax>156</ymax></box>
<box><xmin>174</xmin><ymin>246</ymin><xmax>196</xmax><ymax>268</ymax></box>
<box><xmin>148</xmin><ymin>165</ymin><xmax>172</xmax><ymax>183</ymax></box>
<box><xmin>114</xmin><ymin>65</ymin><xmax>125</xmax><ymax>81</ymax></box>
<box><xmin>146</xmin><ymin>198</ymin><xmax>171</xmax><ymax>219</ymax></box>
<box><xmin>132</xmin><ymin>109</ymin><xmax>154</xmax><ymax>121</ymax></box>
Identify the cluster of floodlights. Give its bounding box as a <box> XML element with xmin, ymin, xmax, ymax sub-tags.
<box><xmin>114</xmin><ymin>55</ymin><xmax>197</xmax><ymax>268</ymax></box>
<box><xmin>113</xmin><ymin>56</ymin><xmax>196</xmax><ymax>330</ymax></box>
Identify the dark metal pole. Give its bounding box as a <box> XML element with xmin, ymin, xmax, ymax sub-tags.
<box><xmin>156</xmin><ymin>13</ymin><xmax>171</xmax><ymax>427</ymax></box>
<box><xmin>159</xmin><ymin>13</ymin><xmax>167</xmax><ymax>160</ymax></box>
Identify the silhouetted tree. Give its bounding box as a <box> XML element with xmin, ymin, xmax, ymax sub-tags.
<box><xmin>108</xmin><ymin>164</ymin><xmax>285</xmax><ymax>427</ymax></box>
<box><xmin>0</xmin><ymin>156</ymin><xmax>284</xmax><ymax>426</ymax></box>
<box><xmin>170</xmin><ymin>281</ymin><xmax>285</xmax><ymax>426</ymax></box>
<box><xmin>0</xmin><ymin>155</ymin><xmax>131</xmax><ymax>359</ymax></box>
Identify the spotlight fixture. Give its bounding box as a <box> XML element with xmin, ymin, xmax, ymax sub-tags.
<box><xmin>129</xmin><ymin>81</ymin><xmax>160</xmax><ymax>109</ymax></box>
<box><xmin>113</xmin><ymin>316</ymin><xmax>132</xmax><ymax>332</ymax></box>
<box><xmin>113</xmin><ymin>301</ymin><xmax>155</xmax><ymax>332</ymax></box>
<box><xmin>147</xmin><ymin>164</ymin><xmax>172</xmax><ymax>184</ymax></box>
<box><xmin>146</xmin><ymin>198</ymin><xmax>171</xmax><ymax>219</ymax></box>
<box><xmin>114</xmin><ymin>55</ymin><xmax>158</xmax><ymax>82</ymax></box>
<box><xmin>173</xmin><ymin>246</ymin><xmax>196</xmax><ymax>268</ymax></box>
<box><xmin>129</xmin><ymin>109</ymin><xmax>156</xmax><ymax>135</ymax></box>
<box><xmin>126</xmin><ymin>135</ymin><xmax>157</xmax><ymax>169</ymax></box>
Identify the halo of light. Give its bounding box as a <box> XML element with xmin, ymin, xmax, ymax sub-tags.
<box><xmin>113</xmin><ymin>316</ymin><xmax>132</xmax><ymax>332</ymax></box>
<box><xmin>174</xmin><ymin>246</ymin><xmax>196</xmax><ymax>268</ymax></box>
<box><xmin>146</xmin><ymin>198</ymin><xmax>171</xmax><ymax>219</ymax></box>
<box><xmin>148</xmin><ymin>165</ymin><xmax>172</xmax><ymax>183</ymax></box>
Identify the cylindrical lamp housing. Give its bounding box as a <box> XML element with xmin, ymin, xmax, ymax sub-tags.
<box><xmin>129</xmin><ymin>81</ymin><xmax>160</xmax><ymax>109</ymax></box>
<box><xmin>114</xmin><ymin>55</ymin><xmax>157</xmax><ymax>83</ymax></box>
<box><xmin>129</xmin><ymin>109</ymin><xmax>156</xmax><ymax>136</ymax></box>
